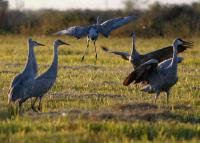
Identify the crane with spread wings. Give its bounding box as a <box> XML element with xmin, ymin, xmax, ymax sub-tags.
<box><xmin>54</xmin><ymin>15</ymin><xmax>137</xmax><ymax>61</ymax></box>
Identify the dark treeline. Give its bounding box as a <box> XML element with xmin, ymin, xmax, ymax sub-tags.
<box><xmin>0</xmin><ymin>2</ymin><xmax>200</xmax><ymax>37</ymax></box>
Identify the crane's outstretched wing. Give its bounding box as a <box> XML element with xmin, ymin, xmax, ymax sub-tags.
<box><xmin>101</xmin><ymin>46</ymin><xmax>130</xmax><ymax>60</ymax></box>
<box><xmin>144</xmin><ymin>44</ymin><xmax>192</xmax><ymax>63</ymax></box>
<box><xmin>54</xmin><ymin>26</ymin><xmax>89</xmax><ymax>39</ymax></box>
<box><xmin>99</xmin><ymin>15</ymin><xmax>137</xmax><ymax>37</ymax></box>
<box><xmin>123</xmin><ymin>59</ymin><xmax>158</xmax><ymax>86</ymax></box>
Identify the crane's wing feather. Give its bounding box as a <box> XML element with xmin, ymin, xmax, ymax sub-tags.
<box><xmin>99</xmin><ymin>15</ymin><xmax>137</xmax><ymax>37</ymax></box>
<box><xmin>144</xmin><ymin>45</ymin><xmax>191</xmax><ymax>63</ymax></box>
<box><xmin>158</xmin><ymin>57</ymin><xmax>183</xmax><ymax>69</ymax></box>
<box><xmin>123</xmin><ymin>59</ymin><xmax>158</xmax><ymax>86</ymax></box>
<box><xmin>101</xmin><ymin>46</ymin><xmax>130</xmax><ymax>60</ymax></box>
<box><xmin>21</xmin><ymin>78</ymin><xmax>54</xmax><ymax>99</ymax></box>
<box><xmin>54</xmin><ymin>26</ymin><xmax>89</xmax><ymax>39</ymax></box>
<box><xmin>8</xmin><ymin>77</ymin><xmax>34</xmax><ymax>102</ymax></box>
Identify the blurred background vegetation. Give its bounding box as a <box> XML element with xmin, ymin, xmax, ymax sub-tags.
<box><xmin>0</xmin><ymin>0</ymin><xmax>200</xmax><ymax>37</ymax></box>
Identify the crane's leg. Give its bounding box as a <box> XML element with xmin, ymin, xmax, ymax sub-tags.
<box><xmin>166</xmin><ymin>90</ymin><xmax>170</xmax><ymax>104</ymax></box>
<box><xmin>38</xmin><ymin>97</ymin><xmax>42</xmax><ymax>112</ymax></box>
<box><xmin>81</xmin><ymin>37</ymin><xmax>90</xmax><ymax>61</ymax></box>
<box><xmin>93</xmin><ymin>40</ymin><xmax>97</xmax><ymax>60</ymax></box>
<box><xmin>31</xmin><ymin>97</ymin><xmax>38</xmax><ymax>112</ymax></box>
<box><xmin>154</xmin><ymin>92</ymin><xmax>160</xmax><ymax>103</ymax></box>
<box><xmin>18</xmin><ymin>98</ymin><xmax>28</xmax><ymax>113</ymax></box>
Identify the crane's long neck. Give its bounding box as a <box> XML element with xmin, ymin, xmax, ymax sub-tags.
<box><xmin>130</xmin><ymin>36</ymin><xmax>140</xmax><ymax>60</ymax></box>
<box><xmin>24</xmin><ymin>44</ymin><xmax>34</xmax><ymax>73</ymax></box>
<box><xmin>170</xmin><ymin>43</ymin><xmax>178</xmax><ymax>72</ymax></box>
<box><xmin>48</xmin><ymin>44</ymin><xmax>58</xmax><ymax>76</ymax></box>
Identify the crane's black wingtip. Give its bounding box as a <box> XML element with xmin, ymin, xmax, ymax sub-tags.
<box><xmin>100</xmin><ymin>46</ymin><xmax>109</xmax><ymax>52</ymax></box>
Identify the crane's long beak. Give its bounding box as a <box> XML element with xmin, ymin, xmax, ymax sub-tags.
<box><xmin>182</xmin><ymin>40</ymin><xmax>193</xmax><ymax>47</ymax></box>
<box><xmin>61</xmin><ymin>41</ymin><xmax>70</xmax><ymax>45</ymax></box>
<box><xmin>129</xmin><ymin>32</ymin><xmax>136</xmax><ymax>37</ymax></box>
<box><xmin>36</xmin><ymin>42</ymin><xmax>45</xmax><ymax>46</ymax></box>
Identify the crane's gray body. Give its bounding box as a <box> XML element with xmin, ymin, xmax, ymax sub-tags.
<box><xmin>141</xmin><ymin>60</ymin><xmax>178</xmax><ymax>94</ymax></box>
<box><xmin>22</xmin><ymin>46</ymin><xmax>58</xmax><ymax>100</ymax></box>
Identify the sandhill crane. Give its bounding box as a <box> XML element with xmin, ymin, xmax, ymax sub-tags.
<box><xmin>123</xmin><ymin>38</ymin><xmax>193</xmax><ymax>103</ymax></box>
<box><xmin>8</xmin><ymin>38</ymin><xmax>45</xmax><ymax>103</ymax></box>
<box><xmin>101</xmin><ymin>32</ymin><xmax>192</xmax><ymax>69</ymax></box>
<box><xmin>54</xmin><ymin>15</ymin><xmax>137</xmax><ymax>61</ymax></box>
<box><xmin>9</xmin><ymin>40</ymin><xmax>70</xmax><ymax>112</ymax></box>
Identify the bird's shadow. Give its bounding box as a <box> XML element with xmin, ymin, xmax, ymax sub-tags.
<box><xmin>93</xmin><ymin>102</ymin><xmax>198</xmax><ymax>124</ymax></box>
<box><xmin>1</xmin><ymin>102</ymin><xmax>198</xmax><ymax>125</ymax></box>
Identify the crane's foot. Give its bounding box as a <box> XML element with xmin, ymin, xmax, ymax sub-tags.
<box><xmin>95</xmin><ymin>54</ymin><xmax>98</xmax><ymax>60</ymax></box>
<box><xmin>18</xmin><ymin>100</ymin><xmax>23</xmax><ymax>114</ymax></box>
<box><xmin>31</xmin><ymin>106</ymin><xmax>38</xmax><ymax>112</ymax></box>
<box><xmin>38</xmin><ymin>105</ymin><xmax>42</xmax><ymax>112</ymax></box>
<box><xmin>18</xmin><ymin>106</ymin><xmax>22</xmax><ymax>114</ymax></box>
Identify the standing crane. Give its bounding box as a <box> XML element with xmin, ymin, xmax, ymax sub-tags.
<box><xmin>101</xmin><ymin>32</ymin><xmax>192</xmax><ymax>69</ymax></box>
<box><xmin>9</xmin><ymin>40</ymin><xmax>70</xmax><ymax>112</ymax></box>
<box><xmin>8</xmin><ymin>38</ymin><xmax>45</xmax><ymax>103</ymax></box>
<box><xmin>54</xmin><ymin>15</ymin><xmax>137</xmax><ymax>61</ymax></box>
<box><xmin>123</xmin><ymin>38</ymin><xmax>193</xmax><ymax>103</ymax></box>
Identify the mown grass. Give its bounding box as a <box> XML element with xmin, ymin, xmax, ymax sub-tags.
<box><xmin>0</xmin><ymin>35</ymin><xmax>199</xmax><ymax>143</ymax></box>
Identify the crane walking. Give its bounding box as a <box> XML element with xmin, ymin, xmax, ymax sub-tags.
<box><xmin>8</xmin><ymin>38</ymin><xmax>45</xmax><ymax>103</ymax></box>
<box><xmin>123</xmin><ymin>38</ymin><xmax>193</xmax><ymax>103</ymax></box>
<box><xmin>54</xmin><ymin>15</ymin><xmax>137</xmax><ymax>61</ymax></box>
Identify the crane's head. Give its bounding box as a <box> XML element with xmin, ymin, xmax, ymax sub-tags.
<box><xmin>130</xmin><ymin>32</ymin><xmax>136</xmax><ymax>41</ymax></box>
<box><xmin>28</xmin><ymin>38</ymin><xmax>45</xmax><ymax>47</ymax></box>
<box><xmin>54</xmin><ymin>39</ymin><xmax>70</xmax><ymax>47</ymax></box>
<box><xmin>130</xmin><ymin>32</ymin><xmax>136</xmax><ymax>37</ymax></box>
<box><xmin>173</xmin><ymin>38</ymin><xmax>193</xmax><ymax>47</ymax></box>
<box><xmin>96</xmin><ymin>16</ymin><xmax>102</xmax><ymax>25</ymax></box>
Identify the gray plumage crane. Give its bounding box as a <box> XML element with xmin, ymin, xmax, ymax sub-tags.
<box><xmin>9</xmin><ymin>39</ymin><xmax>70</xmax><ymax>112</ymax></box>
<box><xmin>54</xmin><ymin>15</ymin><xmax>137</xmax><ymax>61</ymax></box>
<box><xmin>101</xmin><ymin>32</ymin><xmax>192</xmax><ymax>69</ymax></box>
<box><xmin>123</xmin><ymin>38</ymin><xmax>193</xmax><ymax>103</ymax></box>
<box><xmin>8</xmin><ymin>38</ymin><xmax>45</xmax><ymax>103</ymax></box>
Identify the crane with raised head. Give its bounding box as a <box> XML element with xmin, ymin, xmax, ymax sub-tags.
<box><xmin>123</xmin><ymin>38</ymin><xmax>193</xmax><ymax>103</ymax></box>
<box><xmin>11</xmin><ymin>40</ymin><xmax>70</xmax><ymax>112</ymax></box>
<box><xmin>8</xmin><ymin>38</ymin><xmax>45</xmax><ymax>103</ymax></box>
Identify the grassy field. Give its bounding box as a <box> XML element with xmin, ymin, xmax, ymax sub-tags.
<box><xmin>0</xmin><ymin>35</ymin><xmax>199</xmax><ymax>143</ymax></box>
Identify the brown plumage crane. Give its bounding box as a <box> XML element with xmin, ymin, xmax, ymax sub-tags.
<box><xmin>101</xmin><ymin>32</ymin><xmax>192</xmax><ymax>69</ymax></box>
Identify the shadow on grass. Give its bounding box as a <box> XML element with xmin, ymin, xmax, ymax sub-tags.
<box><xmin>1</xmin><ymin>102</ymin><xmax>198</xmax><ymax>125</ymax></box>
<box><xmin>0</xmin><ymin>105</ymin><xmax>19</xmax><ymax>120</ymax></box>
<box><xmin>66</xmin><ymin>102</ymin><xmax>199</xmax><ymax>124</ymax></box>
